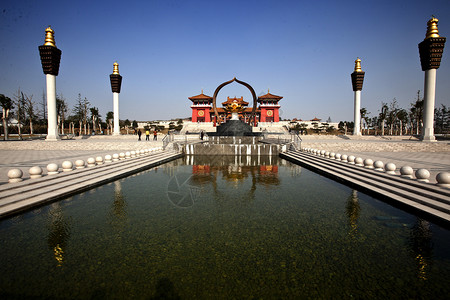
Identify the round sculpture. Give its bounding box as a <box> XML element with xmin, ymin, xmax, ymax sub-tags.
<box><xmin>75</xmin><ymin>160</ymin><xmax>86</xmax><ymax>169</ymax></box>
<box><xmin>86</xmin><ymin>157</ymin><xmax>96</xmax><ymax>167</ymax></box>
<box><xmin>341</xmin><ymin>154</ymin><xmax>348</xmax><ymax>162</ymax></box>
<box><xmin>325</xmin><ymin>151</ymin><xmax>330</xmax><ymax>158</ymax></box>
<box><xmin>436</xmin><ymin>172</ymin><xmax>450</xmax><ymax>187</ymax></box>
<box><xmin>330</xmin><ymin>152</ymin><xmax>335</xmax><ymax>159</ymax></box>
<box><xmin>355</xmin><ymin>157</ymin><xmax>364</xmax><ymax>166</ymax></box>
<box><xmin>112</xmin><ymin>153</ymin><xmax>120</xmax><ymax>161</ymax></box>
<box><xmin>373</xmin><ymin>160</ymin><xmax>384</xmax><ymax>171</ymax></box>
<box><xmin>131</xmin><ymin>151</ymin><xmax>136</xmax><ymax>157</ymax></box>
<box><xmin>348</xmin><ymin>155</ymin><xmax>355</xmax><ymax>164</ymax></box>
<box><xmin>385</xmin><ymin>163</ymin><xmax>396</xmax><ymax>175</ymax></box>
<box><xmin>400</xmin><ymin>166</ymin><xmax>413</xmax><ymax>178</ymax></box>
<box><xmin>363</xmin><ymin>158</ymin><xmax>374</xmax><ymax>169</ymax></box>
<box><xmin>119</xmin><ymin>153</ymin><xmax>125</xmax><ymax>160</ymax></box>
<box><xmin>62</xmin><ymin>161</ymin><xmax>73</xmax><ymax>172</ymax></box>
<box><xmin>335</xmin><ymin>153</ymin><xmax>341</xmax><ymax>160</ymax></box>
<box><xmin>105</xmin><ymin>154</ymin><xmax>112</xmax><ymax>163</ymax></box>
<box><xmin>29</xmin><ymin>166</ymin><xmax>43</xmax><ymax>179</ymax></box>
<box><xmin>125</xmin><ymin>152</ymin><xmax>131</xmax><ymax>158</ymax></box>
<box><xmin>415</xmin><ymin>169</ymin><xmax>430</xmax><ymax>182</ymax></box>
<box><xmin>96</xmin><ymin>156</ymin><xmax>104</xmax><ymax>165</ymax></box>
<box><xmin>8</xmin><ymin>169</ymin><xmax>23</xmax><ymax>183</ymax></box>
<box><xmin>47</xmin><ymin>163</ymin><xmax>59</xmax><ymax>174</ymax></box>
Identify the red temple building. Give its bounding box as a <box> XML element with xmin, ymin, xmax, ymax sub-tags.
<box><xmin>189</xmin><ymin>90</ymin><xmax>283</xmax><ymax>123</ymax></box>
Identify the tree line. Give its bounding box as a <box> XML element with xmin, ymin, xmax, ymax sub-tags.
<box><xmin>0</xmin><ymin>90</ymin><xmax>138</xmax><ymax>140</ymax></box>
<box><xmin>341</xmin><ymin>90</ymin><xmax>449</xmax><ymax>136</ymax></box>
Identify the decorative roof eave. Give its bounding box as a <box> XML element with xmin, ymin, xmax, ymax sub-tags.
<box><xmin>188</xmin><ymin>92</ymin><xmax>213</xmax><ymax>101</ymax></box>
<box><xmin>258</xmin><ymin>92</ymin><xmax>283</xmax><ymax>100</ymax></box>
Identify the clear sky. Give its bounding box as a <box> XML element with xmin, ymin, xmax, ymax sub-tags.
<box><xmin>1</xmin><ymin>0</ymin><xmax>449</xmax><ymax>123</ymax></box>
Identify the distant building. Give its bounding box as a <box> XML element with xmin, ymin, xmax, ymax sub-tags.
<box><xmin>189</xmin><ymin>90</ymin><xmax>283</xmax><ymax>124</ymax></box>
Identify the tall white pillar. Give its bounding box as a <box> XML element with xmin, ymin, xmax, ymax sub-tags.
<box><xmin>353</xmin><ymin>90</ymin><xmax>361</xmax><ymax>136</ymax></box>
<box><xmin>46</xmin><ymin>74</ymin><xmax>60</xmax><ymax>141</ymax></box>
<box><xmin>110</xmin><ymin>61</ymin><xmax>122</xmax><ymax>135</ymax></box>
<box><xmin>422</xmin><ymin>69</ymin><xmax>437</xmax><ymax>141</ymax></box>
<box><xmin>39</xmin><ymin>26</ymin><xmax>62</xmax><ymax>142</ymax></box>
<box><xmin>351</xmin><ymin>58</ymin><xmax>365</xmax><ymax>136</ymax></box>
<box><xmin>113</xmin><ymin>92</ymin><xmax>120</xmax><ymax>135</ymax></box>
<box><xmin>418</xmin><ymin>17</ymin><xmax>446</xmax><ymax>142</ymax></box>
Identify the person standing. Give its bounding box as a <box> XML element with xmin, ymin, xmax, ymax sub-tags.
<box><xmin>137</xmin><ymin>129</ymin><xmax>142</xmax><ymax>141</ymax></box>
<box><xmin>153</xmin><ymin>130</ymin><xmax>157</xmax><ymax>141</ymax></box>
<box><xmin>145</xmin><ymin>129</ymin><xmax>150</xmax><ymax>141</ymax></box>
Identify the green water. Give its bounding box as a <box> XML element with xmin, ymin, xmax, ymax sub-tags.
<box><xmin>1</xmin><ymin>155</ymin><xmax>450</xmax><ymax>299</ymax></box>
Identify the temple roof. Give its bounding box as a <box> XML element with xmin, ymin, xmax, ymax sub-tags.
<box><xmin>311</xmin><ymin>117</ymin><xmax>321</xmax><ymax>121</ymax></box>
<box><xmin>258</xmin><ymin>91</ymin><xmax>283</xmax><ymax>101</ymax></box>
<box><xmin>222</xmin><ymin>96</ymin><xmax>249</xmax><ymax>107</ymax></box>
<box><xmin>189</xmin><ymin>91</ymin><xmax>213</xmax><ymax>101</ymax></box>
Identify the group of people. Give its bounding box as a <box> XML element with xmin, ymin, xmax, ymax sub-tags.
<box><xmin>137</xmin><ymin>129</ymin><xmax>158</xmax><ymax>141</ymax></box>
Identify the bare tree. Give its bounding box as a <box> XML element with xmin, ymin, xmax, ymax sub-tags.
<box><xmin>0</xmin><ymin>94</ymin><xmax>13</xmax><ymax>140</ymax></box>
<box><xmin>56</xmin><ymin>94</ymin><xmax>69</xmax><ymax>135</ymax></box>
<box><xmin>73</xmin><ymin>94</ymin><xmax>90</xmax><ymax>135</ymax></box>
<box><xmin>23</xmin><ymin>93</ymin><xmax>36</xmax><ymax>135</ymax></box>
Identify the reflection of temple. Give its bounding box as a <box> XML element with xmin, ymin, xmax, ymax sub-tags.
<box><xmin>189</xmin><ymin>90</ymin><xmax>282</xmax><ymax>123</ymax></box>
<box><xmin>189</xmin><ymin>155</ymin><xmax>280</xmax><ymax>187</ymax></box>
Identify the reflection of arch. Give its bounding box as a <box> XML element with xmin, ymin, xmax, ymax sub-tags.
<box><xmin>212</xmin><ymin>77</ymin><xmax>257</xmax><ymax>125</ymax></box>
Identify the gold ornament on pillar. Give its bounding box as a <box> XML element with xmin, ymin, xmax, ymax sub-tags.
<box><xmin>44</xmin><ymin>26</ymin><xmax>56</xmax><ymax>47</ymax></box>
<box><xmin>354</xmin><ymin>58</ymin><xmax>362</xmax><ymax>72</ymax></box>
<box><xmin>113</xmin><ymin>62</ymin><xmax>120</xmax><ymax>75</ymax></box>
<box><xmin>425</xmin><ymin>17</ymin><xmax>440</xmax><ymax>39</ymax></box>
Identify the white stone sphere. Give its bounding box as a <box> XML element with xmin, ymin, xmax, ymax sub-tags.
<box><xmin>330</xmin><ymin>152</ymin><xmax>335</xmax><ymax>159</ymax></box>
<box><xmin>62</xmin><ymin>161</ymin><xmax>73</xmax><ymax>172</ymax></box>
<box><xmin>87</xmin><ymin>157</ymin><xmax>96</xmax><ymax>167</ymax></box>
<box><xmin>335</xmin><ymin>153</ymin><xmax>341</xmax><ymax>160</ymax></box>
<box><xmin>140</xmin><ymin>150</ymin><xmax>145</xmax><ymax>155</ymax></box>
<box><xmin>364</xmin><ymin>158</ymin><xmax>374</xmax><ymax>168</ymax></box>
<box><xmin>320</xmin><ymin>150</ymin><xmax>326</xmax><ymax>156</ymax></box>
<box><xmin>75</xmin><ymin>160</ymin><xmax>86</xmax><ymax>169</ymax></box>
<box><xmin>8</xmin><ymin>168</ymin><xmax>23</xmax><ymax>183</ymax></box>
<box><xmin>144</xmin><ymin>149</ymin><xmax>149</xmax><ymax>154</ymax></box>
<box><xmin>341</xmin><ymin>154</ymin><xmax>348</xmax><ymax>162</ymax></box>
<box><xmin>125</xmin><ymin>152</ymin><xmax>131</xmax><ymax>158</ymax></box>
<box><xmin>415</xmin><ymin>169</ymin><xmax>430</xmax><ymax>182</ymax></box>
<box><xmin>47</xmin><ymin>163</ymin><xmax>59</xmax><ymax>174</ymax></box>
<box><xmin>105</xmin><ymin>154</ymin><xmax>112</xmax><ymax>162</ymax></box>
<box><xmin>373</xmin><ymin>160</ymin><xmax>384</xmax><ymax>171</ymax></box>
<box><xmin>348</xmin><ymin>155</ymin><xmax>355</xmax><ymax>164</ymax></box>
<box><xmin>385</xmin><ymin>163</ymin><xmax>396</xmax><ymax>174</ymax></box>
<box><xmin>355</xmin><ymin>157</ymin><xmax>364</xmax><ymax>166</ymax></box>
<box><xmin>95</xmin><ymin>156</ymin><xmax>104</xmax><ymax>164</ymax></box>
<box><xmin>29</xmin><ymin>166</ymin><xmax>43</xmax><ymax>178</ymax></box>
<box><xmin>131</xmin><ymin>151</ymin><xmax>136</xmax><ymax>157</ymax></box>
<box><xmin>436</xmin><ymin>172</ymin><xmax>450</xmax><ymax>187</ymax></box>
<box><xmin>400</xmin><ymin>166</ymin><xmax>413</xmax><ymax>178</ymax></box>
<box><xmin>325</xmin><ymin>151</ymin><xmax>330</xmax><ymax>158</ymax></box>
<box><xmin>112</xmin><ymin>153</ymin><xmax>120</xmax><ymax>161</ymax></box>
<box><xmin>119</xmin><ymin>153</ymin><xmax>126</xmax><ymax>160</ymax></box>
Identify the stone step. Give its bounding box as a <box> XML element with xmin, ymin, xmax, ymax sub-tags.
<box><xmin>0</xmin><ymin>150</ymin><xmax>183</xmax><ymax>219</ymax></box>
<box><xmin>281</xmin><ymin>150</ymin><xmax>450</xmax><ymax>225</ymax></box>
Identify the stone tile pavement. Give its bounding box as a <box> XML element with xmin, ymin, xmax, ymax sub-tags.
<box><xmin>0</xmin><ymin>135</ymin><xmax>164</xmax><ymax>184</ymax></box>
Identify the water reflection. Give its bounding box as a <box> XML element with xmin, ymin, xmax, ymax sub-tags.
<box><xmin>410</xmin><ymin>218</ymin><xmax>433</xmax><ymax>280</ymax></box>
<box><xmin>346</xmin><ymin>190</ymin><xmax>360</xmax><ymax>238</ymax></box>
<box><xmin>109</xmin><ymin>181</ymin><xmax>128</xmax><ymax>227</ymax></box>
<box><xmin>47</xmin><ymin>203</ymin><xmax>71</xmax><ymax>267</ymax></box>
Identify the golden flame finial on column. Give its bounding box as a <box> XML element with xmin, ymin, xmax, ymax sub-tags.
<box><xmin>354</xmin><ymin>58</ymin><xmax>362</xmax><ymax>72</ymax></box>
<box><xmin>425</xmin><ymin>16</ymin><xmax>440</xmax><ymax>39</ymax></box>
<box><xmin>113</xmin><ymin>62</ymin><xmax>120</xmax><ymax>75</ymax></box>
<box><xmin>44</xmin><ymin>26</ymin><xmax>56</xmax><ymax>47</ymax></box>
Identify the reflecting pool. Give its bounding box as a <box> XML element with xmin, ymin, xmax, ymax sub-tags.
<box><xmin>1</xmin><ymin>155</ymin><xmax>450</xmax><ymax>299</ymax></box>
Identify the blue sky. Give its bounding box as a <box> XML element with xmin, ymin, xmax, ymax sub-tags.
<box><xmin>1</xmin><ymin>0</ymin><xmax>449</xmax><ymax>122</ymax></box>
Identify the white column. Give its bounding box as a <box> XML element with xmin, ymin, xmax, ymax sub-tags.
<box><xmin>353</xmin><ymin>90</ymin><xmax>361</xmax><ymax>136</ymax></box>
<box><xmin>422</xmin><ymin>69</ymin><xmax>437</xmax><ymax>141</ymax></box>
<box><xmin>46</xmin><ymin>74</ymin><xmax>60</xmax><ymax>141</ymax></box>
<box><xmin>113</xmin><ymin>92</ymin><xmax>120</xmax><ymax>135</ymax></box>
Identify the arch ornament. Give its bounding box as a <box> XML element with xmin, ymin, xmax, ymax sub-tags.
<box><xmin>212</xmin><ymin>77</ymin><xmax>257</xmax><ymax>125</ymax></box>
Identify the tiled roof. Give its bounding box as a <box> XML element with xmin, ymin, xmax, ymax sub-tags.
<box><xmin>189</xmin><ymin>92</ymin><xmax>213</xmax><ymax>101</ymax></box>
<box><xmin>258</xmin><ymin>91</ymin><xmax>283</xmax><ymax>100</ymax></box>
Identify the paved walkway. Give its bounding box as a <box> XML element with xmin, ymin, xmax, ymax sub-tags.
<box><xmin>0</xmin><ymin>135</ymin><xmax>449</xmax><ymax>184</ymax></box>
<box><xmin>0</xmin><ymin>135</ymin><xmax>164</xmax><ymax>184</ymax></box>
